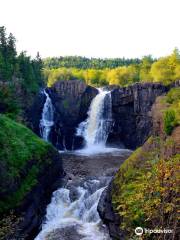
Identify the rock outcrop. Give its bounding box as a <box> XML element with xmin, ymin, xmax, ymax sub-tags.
<box><xmin>29</xmin><ymin>80</ymin><xmax>98</xmax><ymax>150</ymax></box>
<box><xmin>108</xmin><ymin>83</ymin><xmax>168</xmax><ymax>149</ymax></box>
<box><xmin>97</xmin><ymin>181</ymin><xmax>124</xmax><ymax>240</ymax></box>
<box><xmin>29</xmin><ymin>81</ymin><xmax>168</xmax><ymax>150</ymax></box>
<box><xmin>49</xmin><ymin>80</ymin><xmax>98</xmax><ymax>150</ymax></box>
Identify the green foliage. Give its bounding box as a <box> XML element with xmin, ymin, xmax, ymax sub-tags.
<box><xmin>112</xmin><ymin>137</ymin><xmax>179</xmax><ymax>239</ymax></box>
<box><xmin>0</xmin><ymin>114</ymin><xmax>53</xmax><ymax>214</ymax></box>
<box><xmin>163</xmin><ymin>88</ymin><xmax>180</xmax><ymax>135</ymax></box>
<box><xmin>150</xmin><ymin>48</ymin><xmax>180</xmax><ymax>85</ymax></box>
<box><xmin>166</xmin><ymin>88</ymin><xmax>180</xmax><ymax>104</ymax></box>
<box><xmin>0</xmin><ymin>26</ymin><xmax>44</xmax><ymax>120</ymax></box>
<box><xmin>0</xmin><ymin>84</ymin><xmax>20</xmax><ymax>119</ymax></box>
<box><xmin>0</xmin><ymin>26</ymin><xmax>17</xmax><ymax>80</ymax></box>
<box><xmin>44</xmin><ymin>56</ymin><xmax>142</xmax><ymax>70</ymax></box>
<box><xmin>44</xmin><ymin>49</ymin><xmax>180</xmax><ymax>88</ymax></box>
<box><xmin>163</xmin><ymin>109</ymin><xmax>176</xmax><ymax>135</ymax></box>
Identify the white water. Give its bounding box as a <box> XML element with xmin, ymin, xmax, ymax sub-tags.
<box><xmin>76</xmin><ymin>89</ymin><xmax>112</xmax><ymax>154</ymax></box>
<box><xmin>35</xmin><ymin>178</ymin><xmax>111</xmax><ymax>240</ymax></box>
<box><xmin>40</xmin><ymin>90</ymin><xmax>54</xmax><ymax>141</ymax></box>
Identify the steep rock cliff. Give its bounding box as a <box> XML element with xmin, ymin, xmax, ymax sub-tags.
<box><xmin>29</xmin><ymin>81</ymin><xmax>168</xmax><ymax>150</ymax></box>
<box><xmin>29</xmin><ymin>80</ymin><xmax>98</xmax><ymax>150</ymax></box>
<box><xmin>98</xmin><ymin>87</ymin><xmax>180</xmax><ymax>239</ymax></box>
<box><xmin>108</xmin><ymin>83</ymin><xmax>168</xmax><ymax>149</ymax></box>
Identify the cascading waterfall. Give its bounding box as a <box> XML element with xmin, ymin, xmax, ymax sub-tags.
<box><xmin>40</xmin><ymin>90</ymin><xmax>54</xmax><ymax>141</ymax></box>
<box><xmin>76</xmin><ymin>89</ymin><xmax>112</xmax><ymax>152</ymax></box>
<box><xmin>35</xmin><ymin>177</ymin><xmax>111</xmax><ymax>240</ymax></box>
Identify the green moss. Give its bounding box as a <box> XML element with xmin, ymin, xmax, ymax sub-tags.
<box><xmin>0</xmin><ymin>166</ymin><xmax>39</xmax><ymax>213</ymax></box>
<box><xmin>0</xmin><ymin>114</ymin><xmax>54</xmax><ymax>214</ymax></box>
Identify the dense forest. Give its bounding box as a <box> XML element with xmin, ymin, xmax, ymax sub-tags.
<box><xmin>44</xmin><ymin>56</ymin><xmax>142</xmax><ymax>69</ymax></box>
<box><xmin>44</xmin><ymin>50</ymin><xmax>180</xmax><ymax>87</ymax></box>
<box><xmin>0</xmin><ymin>26</ymin><xmax>43</xmax><ymax>120</ymax></box>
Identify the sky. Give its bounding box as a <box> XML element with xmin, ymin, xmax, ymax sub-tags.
<box><xmin>0</xmin><ymin>0</ymin><xmax>179</xmax><ymax>59</ymax></box>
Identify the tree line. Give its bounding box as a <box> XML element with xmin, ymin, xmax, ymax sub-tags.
<box><xmin>44</xmin><ymin>56</ymin><xmax>142</xmax><ymax>70</ymax></box>
<box><xmin>45</xmin><ymin>50</ymin><xmax>180</xmax><ymax>87</ymax></box>
<box><xmin>0</xmin><ymin>26</ymin><xmax>44</xmax><ymax>119</ymax></box>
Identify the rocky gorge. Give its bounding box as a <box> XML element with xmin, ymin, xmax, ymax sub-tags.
<box><xmin>29</xmin><ymin>80</ymin><xmax>168</xmax><ymax>150</ymax></box>
<box><xmin>0</xmin><ymin>79</ymin><xmax>179</xmax><ymax>240</ymax></box>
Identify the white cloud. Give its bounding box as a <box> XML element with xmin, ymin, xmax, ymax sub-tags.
<box><xmin>0</xmin><ymin>0</ymin><xmax>179</xmax><ymax>58</ymax></box>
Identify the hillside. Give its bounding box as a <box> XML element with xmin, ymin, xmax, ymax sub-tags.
<box><xmin>98</xmin><ymin>87</ymin><xmax>180</xmax><ymax>239</ymax></box>
<box><xmin>0</xmin><ymin>115</ymin><xmax>63</xmax><ymax>239</ymax></box>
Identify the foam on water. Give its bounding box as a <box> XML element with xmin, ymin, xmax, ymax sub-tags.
<box><xmin>39</xmin><ymin>90</ymin><xmax>54</xmax><ymax>141</ymax></box>
<box><xmin>35</xmin><ymin>178</ymin><xmax>111</xmax><ymax>240</ymax></box>
<box><xmin>76</xmin><ymin>89</ymin><xmax>113</xmax><ymax>152</ymax></box>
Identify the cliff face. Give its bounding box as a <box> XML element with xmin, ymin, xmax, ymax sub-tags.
<box><xmin>29</xmin><ymin>81</ymin><xmax>168</xmax><ymax>150</ymax></box>
<box><xmin>29</xmin><ymin>80</ymin><xmax>98</xmax><ymax>150</ymax></box>
<box><xmin>49</xmin><ymin>80</ymin><xmax>98</xmax><ymax>150</ymax></box>
<box><xmin>108</xmin><ymin>83</ymin><xmax>168</xmax><ymax>149</ymax></box>
<box><xmin>98</xmin><ymin>88</ymin><xmax>180</xmax><ymax>239</ymax></box>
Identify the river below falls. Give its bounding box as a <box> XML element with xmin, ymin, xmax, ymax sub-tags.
<box><xmin>35</xmin><ymin>148</ymin><xmax>131</xmax><ymax>240</ymax></box>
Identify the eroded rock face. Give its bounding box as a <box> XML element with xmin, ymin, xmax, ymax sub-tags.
<box><xmin>28</xmin><ymin>89</ymin><xmax>46</xmax><ymax>135</ymax></box>
<box><xmin>29</xmin><ymin>80</ymin><xmax>98</xmax><ymax>150</ymax></box>
<box><xmin>97</xmin><ymin>181</ymin><xmax>124</xmax><ymax>240</ymax></box>
<box><xmin>29</xmin><ymin>81</ymin><xmax>168</xmax><ymax>150</ymax></box>
<box><xmin>107</xmin><ymin>83</ymin><xmax>168</xmax><ymax>149</ymax></box>
<box><xmin>48</xmin><ymin>80</ymin><xmax>98</xmax><ymax>150</ymax></box>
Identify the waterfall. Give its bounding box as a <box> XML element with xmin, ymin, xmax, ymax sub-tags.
<box><xmin>76</xmin><ymin>89</ymin><xmax>112</xmax><ymax>151</ymax></box>
<box><xmin>35</xmin><ymin>177</ymin><xmax>111</xmax><ymax>240</ymax></box>
<box><xmin>40</xmin><ymin>90</ymin><xmax>54</xmax><ymax>141</ymax></box>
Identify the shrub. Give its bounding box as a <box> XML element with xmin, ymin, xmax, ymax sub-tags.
<box><xmin>163</xmin><ymin>109</ymin><xmax>176</xmax><ymax>135</ymax></box>
<box><xmin>166</xmin><ymin>88</ymin><xmax>180</xmax><ymax>104</ymax></box>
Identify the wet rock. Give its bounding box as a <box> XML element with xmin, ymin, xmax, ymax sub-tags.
<box><xmin>98</xmin><ymin>182</ymin><xmax>124</xmax><ymax>240</ymax></box>
<box><xmin>45</xmin><ymin>225</ymin><xmax>85</xmax><ymax>240</ymax></box>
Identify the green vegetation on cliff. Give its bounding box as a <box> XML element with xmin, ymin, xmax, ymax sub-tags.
<box><xmin>163</xmin><ymin>88</ymin><xmax>180</xmax><ymax>135</ymax></box>
<box><xmin>112</xmin><ymin>91</ymin><xmax>180</xmax><ymax>239</ymax></box>
<box><xmin>0</xmin><ymin>114</ymin><xmax>55</xmax><ymax>214</ymax></box>
<box><xmin>112</xmin><ymin>138</ymin><xmax>179</xmax><ymax>239</ymax></box>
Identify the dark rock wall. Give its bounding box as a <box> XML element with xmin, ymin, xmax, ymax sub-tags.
<box><xmin>49</xmin><ymin>80</ymin><xmax>98</xmax><ymax>150</ymax></box>
<box><xmin>28</xmin><ymin>89</ymin><xmax>46</xmax><ymax>136</ymax></box>
<box><xmin>108</xmin><ymin>83</ymin><xmax>168</xmax><ymax>149</ymax></box>
<box><xmin>29</xmin><ymin>81</ymin><xmax>168</xmax><ymax>150</ymax></box>
<box><xmin>97</xmin><ymin>181</ymin><xmax>124</xmax><ymax>240</ymax></box>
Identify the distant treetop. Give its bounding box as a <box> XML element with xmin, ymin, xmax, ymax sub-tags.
<box><xmin>43</xmin><ymin>56</ymin><xmax>144</xmax><ymax>69</ymax></box>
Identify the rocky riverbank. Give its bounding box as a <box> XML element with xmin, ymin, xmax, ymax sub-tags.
<box><xmin>35</xmin><ymin>149</ymin><xmax>131</xmax><ymax>240</ymax></box>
